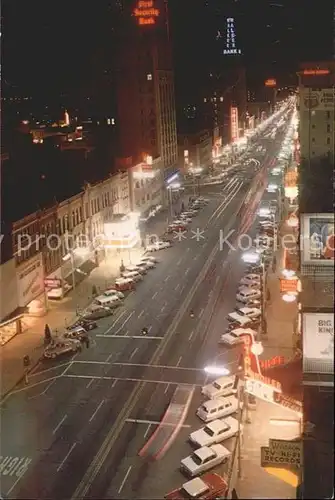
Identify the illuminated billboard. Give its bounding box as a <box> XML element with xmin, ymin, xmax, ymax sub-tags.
<box><xmin>300</xmin><ymin>213</ymin><xmax>335</xmax><ymax>264</ymax></box>
<box><xmin>300</xmin><ymin>88</ymin><xmax>335</xmax><ymax>111</ymax></box>
<box><xmin>133</xmin><ymin>0</ymin><xmax>159</xmax><ymax>26</ymax></box>
<box><xmin>303</xmin><ymin>312</ymin><xmax>334</xmax><ymax>374</ymax></box>
<box><xmin>265</xmin><ymin>78</ymin><xmax>277</xmax><ymax>87</ymax></box>
<box><xmin>230</xmin><ymin>106</ymin><xmax>239</xmax><ymax>142</ymax></box>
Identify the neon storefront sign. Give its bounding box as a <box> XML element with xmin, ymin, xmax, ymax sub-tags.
<box><xmin>134</xmin><ymin>0</ymin><xmax>159</xmax><ymax>26</ymax></box>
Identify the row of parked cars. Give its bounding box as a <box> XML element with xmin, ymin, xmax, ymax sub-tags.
<box><xmin>146</xmin><ymin>197</ymin><xmax>209</xmax><ymax>251</ymax></box>
<box><xmin>43</xmin><ymin>255</ymin><xmax>160</xmax><ymax>359</ymax></box>
<box><xmin>164</xmin><ymin>211</ymin><xmax>279</xmax><ymax>493</ymax></box>
<box><xmin>164</xmin><ymin>376</ymin><xmax>239</xmax><ymax>498</ymax></box>
<box><xmin>219</xmin><ymin>215</ymin><xmax>277</xmax><ymax>347</ymax></box>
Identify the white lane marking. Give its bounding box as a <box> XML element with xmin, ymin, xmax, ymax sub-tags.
<box><xmin>6</xmin><ymin>375</ymin><xmax>61</xmax><ymax>398</ymax></box>
<box><xmin>144</xmin><ymin>424</ymin><xmax>151</xmax><ymax>438</ymax></box>
<box><xmin>185</xmin><ymin>268</ymin><xmax>190</xmax><ymax>275</ymax></box>
<box><xmin>57</xmin><ymin>443</ymin><xmax>77</xmax><ymax>472</ymax></box>
<box><xmin>176</xmin><ymin>356</ymin><xmax>182</xmax><ymax>367</ymax></box>
<box><xmin>41</xmin><ymin>377</ymin><xmax>58</xmax><ymax>395</ymax></box>
<box><xmin>180</xmin><ymin>285</ymin><xmax>185</xmax><ymax>294</ymax></box>
<box><xmin>193</xmin><ymin>255</ymin><xmax>198</xmax><ymax>260</ymax></box>
<box><xmin>198</xmin><ymin>308</ymin><xmax>204</xmax><ymax>318</ymax></box>
<box><xmin>86</xmin><ymin>379</ymin><xmax>94</xmax><ymax>389</ymax></box>
<box><xmin>74</xmin><ymin>360</ymin><xmax>110</xmax><ymax>365</ymax></box>
<box><xmin>124</xmin><ymin>330</ymin><xmax>129</xmax><ymax>336</ymax></box>
<box><xmin>112</xmin><ymin>362</ymin><xmax>203</xmax><ymax>371</ymax></box>
<box><xmin>89</xmin><ymin>400</ymin><xmax>105</xmax><ymax>422</ymax></box>
<box><xmin>175</xmin><ymin>283</ymin><xmax>180</xmax><ymax>291</ymax></box>
<box><xmin>104</xmin><ymin>310</ymin><xmax>127</xmax><ymax>335</ymax></box>
<box><xmin>114</xmin><ymin>311</ymin><xmax>135</xmax><ymax>335</ymax></box>
<box><xmin>112</xmin><ymin>379</ymin><xmax>118</xmax><ymax>388</ymax></box>
<box><xmin>105</xmin><ymin>353</ymin><xmax>114</xmax><ymax>363</ymax></box>
<box><xmin>164</xmin><ymin>275</ymin><xmax>170</xmax><ymax>282</ymax></box>
<box><xmin>186</xmin><ymin>247</ymin><xmax>190</xmax><ymax>252</ymax></box>
<box><xmin>148</xmin><ymin>325</ymin><xmax>152</xmax><ymax>332</ymax></box>
<box><xmin>161</xmin><ymin>304</ymin><xmax>166</xmax><ymax>313</ymax></box>
<box><xmin>176</xmin><ymin>257</ymin><xmax>183</xmax><ymax>266</ymax></box>
<box><xmin>126</xmin><ymin>418</ymin><xmax>191</xmax><ymax>428</ymax></box>
<box><xmin>96</xmin><ymin>334</ymin><xmax>163</xmax><ymax>340</ymax></box>
<box><xmin>52</xmin><ymin>414</ymin><xmax>67</xmax><ymax>435</ymax></box>
<box><xmin>118</xmin><ymin>465</ymin><xmax>132</xmax><ymax>494</ymax></box>
<box><xmin>64</xmin><ymin>374</ymin><xmax>203</xmax><ymax>386</ymax></box>
<box><xmin>29</xmin><ymin>362</ymin><xmax>70</xmax><ymax>379</ymax></box>
<box><xmin>215</xmin><ymin>275</ymin><xmax>220</xmax><ymax>284</ymax></box>
<box><xmin>188</xmin><ymin>330</ymin><xmax>194</xmax><ymax>341</ymax></box>
<box><xmin>152</xmin><ymin>291</ymin><xmax>158</xmax><ymax>299</ymax></box>
<box><xmin>129</xmin><ymin>348</ymin><xmax>138</xmax><ymax>360</ymax></box>
<box><xmin>138</xmin><ymin>310</ymin><xmax>144</xmax><ymax>319</ymax></box>
<box><xmin>164</xmin><ymin>383</ymin><xmax>170</xmax><ymax>394</ymax></box>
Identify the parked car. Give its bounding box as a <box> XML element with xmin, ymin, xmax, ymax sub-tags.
<box><xmin>67</xmin><ymin>318</ymin><xmax>97</xmax><ymax>331</ymax></box>
<box><xmin>82</xmin><ymin>305</ymin><xmax>113</xmax><ymax>320</ymax></box>
<box><xmin>104</xmin><ymin>288</ymin><xmax>125</xmax><ymax>299</ymax></box>
<box><xmin>167</xmin><ymin>223</ymin><xmax>187</xmax><ymax>233</ymax></box>
<box><xmin>201</xmin><ymin>375</ymin><xmax>236</xmax><ymax>399</ymax></box>
<box><xmin>146</xmin><ymin>241</ymin><xmax>172</xmax><ymax>252</ymax></box>
<box><xmin>124</xmin><ymin>264</ymin><xmax>147</xmax><ymax>275</ymax></box>
<box><xmin>180</xmin><ymin>444</ymin><xmax>231</xmax><ymax>477</ymax></box>
<box><xmin>137</xmin><ymin>259</ymin><xmax>155</xmax><ymax>270</ymax></box>
<box><xmin>196</xmin><ymin>396</ymin><xmax>239</xmax><ymax>422</ymax></box>
<box><xmin>179</xmin><ymin>216</ymin><xmax>192</xmax><ymax>224</ymax></box>
<box><xmin>236</xmin><ymin>286</ymin><xmax>261</xmax><ymax>303</ymax></box>
<box><xmin>240</xmin><ymin>274</ymin><xmax>261</xmax><ymax>287</ymax></box>
<box><xmin>114</xmin><ymin>277</ymin><xmax>135</xmax><ymax>291</ymax></box>
<box><xmin>44</xmin><ymin>339</ymin><xmax>81</xmax><ymax>359</ymax></box>
<box><xmin>140</xmin><ymin>255</ymin><xmax>159</xmax><ymax>264</ymax></box>
<box><xmin>181</xmin><ymin>211</ymin><xmax>197</xmax><ymax>217</ymax></box>
<box><xmin>164</xmin><ymin>473</ymin><xmax>228</xmax><ymax>500</ymax></box>
<box><xmin>220</xmin><ymin>327</ymin><xmax>257</xmax><ymax>346</ymax></box>
<box><xmin>189</xmin><ymin>417</ymin><xmax>240</xmax><ymax>448</ymax></box>
<box><xmin>235</xmin><ymin>307</ymin><xmax>261</xmax><ymax>319</ymax></box>
<box><xmin>121</xmin><ymin>270</ymin><xmax>143</xmax><ymax>282</ymax></box>
<box><xmin>64</xmin><ymin>326</ymin><xmax>89</xmax><ymax>342</ymax></box>
<box><xmin>95</xmin><ymin>295</ymin><xmax>122</xmax><ymax>309</ymax></box>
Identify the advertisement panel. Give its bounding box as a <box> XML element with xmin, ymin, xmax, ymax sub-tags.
<box><xmin>230</xmin><ymin>106</ymin><xmax>239</xmax><ymax>142</ymax></box>
<box><xmin>261</xmin><ymin>439</ymin><xmax>302</xmax><ymax>467</ymax></box>
<box><xmin>300</xmin><ymin>88</ymin><xmax>335</xmax><ymax>112</ymax></box>
<box><xmin>16</xmin><ymin>254</ymin><xmax>44</xmax><ymax>307</ymax></box>
<box><xmin>133</xmin><ymin>0</ymin><xmax>159</xmax><ymax>26</ymax></box>
<box><xmin>280</xmin><ymin>278</ymin><xmax>299</xmax><ymax>293</ymax></box>
<box><xmin>300</xmin><ymin>214</ymin><xmax>335</xmax><ymax>264</ymax></box>
<box><xmin>303</xmin><ymin>312</ymin><xmax>334</xmax><ymax>373</ymax></box>
<box><xmin>265</xmin><ymin>78</ymin><xmax>277</xmax><ymax>87</ymax></box>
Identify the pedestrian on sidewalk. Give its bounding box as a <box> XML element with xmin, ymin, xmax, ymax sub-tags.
<box><xmin>44</xmin><ymin>324</ymin><xmax>52</xmax><ymax>345</ymax></box>
<box><xmin>84</xmin><ymin>337</ymin><xmax>90</xmax><ymax>349</ymax></box>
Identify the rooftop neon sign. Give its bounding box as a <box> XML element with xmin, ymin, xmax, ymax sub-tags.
<box><xmin>134</xmin><ymin>0</ymin><xmax>159</xmax><ymax>26</ymax></box>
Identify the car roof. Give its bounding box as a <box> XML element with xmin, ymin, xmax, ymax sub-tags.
<box><xmin>201</xmin><ymin>397</ymin><xmax>235</xmax><ymax>410</ymax></box>
<box><xmin>194</xmin><ymin>446</ymin><xmax>214</xmax><ymax>461</ymax></box>
<box><xmin>239</xmin><ymin>307</ymin><xmax>259</xmax><ymax>314</ymax></box>
<box><xmin>205</xmin><ymin>419</ymin><xmax>229</xmax><ymax>433</ymax></box>
<box><xmin>182</xmin><ymin>478</ymin><xmax>209</xmax><ymax>497</ymax></box>
<box><xmin>230</xmin><ymin>327</ymin><xmax>257</xmax><ymax>336</ymax></box>
<box><xmin>211</xmin><ymin>375</ymin><xmax>234</xmax><ymax>386</ymax></box>
<box><xmin>244</xmin><ymin>273</ymin><xmax>260</xmax><ymax>279</ymax></box>
<box><xmin>239</xmin><ymin>286</ymin><xmax>258</xmax><ymax>294</ymax></box>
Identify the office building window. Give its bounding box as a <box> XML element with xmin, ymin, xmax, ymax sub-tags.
<box><xmin>327</xmin><ymin>137</ymin><xmax>331</xmax><ymax>144</ymax></box>
<box><xmin>327</xmin><ymin>124</ymin><xmax>331</xmax><ymax>133</ymax></box>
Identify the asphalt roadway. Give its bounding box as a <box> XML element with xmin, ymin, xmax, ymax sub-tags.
<box><xmin>0</xmin><ymin>126</ymin><xmax>290</xmax><ymax>500</ymax></box>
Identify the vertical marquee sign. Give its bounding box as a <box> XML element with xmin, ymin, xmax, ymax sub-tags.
<box><xmin>133</xmin><ymin>0</ymin><xmax>159</xmax><ymax>26</ymax></box>
<box><xmin>230</xmin><ymin>106</ymin><xmax>239</xmax><ymax>142</ymax></box>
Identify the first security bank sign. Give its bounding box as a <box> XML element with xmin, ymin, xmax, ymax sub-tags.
<box><xmin>261</xmin><ymin>439</ymin><xmax>302</xmax><ymax>468</ymax></box>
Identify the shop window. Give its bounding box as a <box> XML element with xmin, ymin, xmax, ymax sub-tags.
<box><xmin>327</xmin><ymin>137</ymin><xmax>331</xmax><ymax>144</ymax></box>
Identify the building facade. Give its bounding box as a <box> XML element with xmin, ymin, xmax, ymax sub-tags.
<box><xmin>178</xmin><ymin>129</ymin><xmax>212</xmax><ymax>175</ymax></box>
<box><xmin>0</xmin><ymin>172</ymin><xmax>131</xmax><ymax>332</ymax></box>
<box><xmin>298</xmin><ymin>61</ymin><xmax>335</xmax><ymax>164</ymax></box>
<box><xmin>115</xmin><ymin>0</ymin><xmax>178</xmax><ymax>209</ymax></box>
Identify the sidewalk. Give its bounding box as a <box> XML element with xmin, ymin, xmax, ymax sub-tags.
<box><xmin>1</xmin><ymin>193</ymin><xmax>193</xmax><ymax>400</ymax></box>
<box><xmin>235</xmin><ymin>215</ymin><xmax>299</xmax><ymax>498</ymax></box>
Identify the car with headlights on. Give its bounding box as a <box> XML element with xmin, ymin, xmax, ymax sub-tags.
<box><xmin>180</xmin><ymin>444</ymin><xmax>231</xmax><ymax>477</ymax></box>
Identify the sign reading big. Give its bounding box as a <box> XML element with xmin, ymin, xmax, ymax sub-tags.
<box><xmin>134</xmin><ymin>0</ymin><xmax>159</xmax><ymax>26</ymax></box>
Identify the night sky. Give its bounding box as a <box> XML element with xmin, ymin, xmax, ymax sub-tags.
<box><xmin>2</xmin><ymin>0</ymin><xmax>334</xmax><ymax>99</ymax></box>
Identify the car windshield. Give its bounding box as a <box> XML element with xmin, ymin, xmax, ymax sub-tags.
<box><xmin>213</xmin><ymin>382</ymin><xmax>222</xmax><ymax>390</ymax></box>
<box><xmin>204</xmin><ymin>427</ymin><xmax>215</xmax><ymax>436</ymax></box>
<box><xmin>230</xmin><ymin>333</ymin><xmax>239</xmax><ymax>339</ymax></box>
<box><xmin>191</xmin><ymin>453</ymin><xmax>203</xmax><ymax>466</ymax></box>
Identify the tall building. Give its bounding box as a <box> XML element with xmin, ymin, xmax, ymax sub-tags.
<box><xmin>298</xmin><ymin>61</ymin><xmax>335</xmax><ymax>166</ymax></box>
<box><xmin>115</xmin><ymin>0</ymin><xmax>178</xmax><ymax>215</ymax></box>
